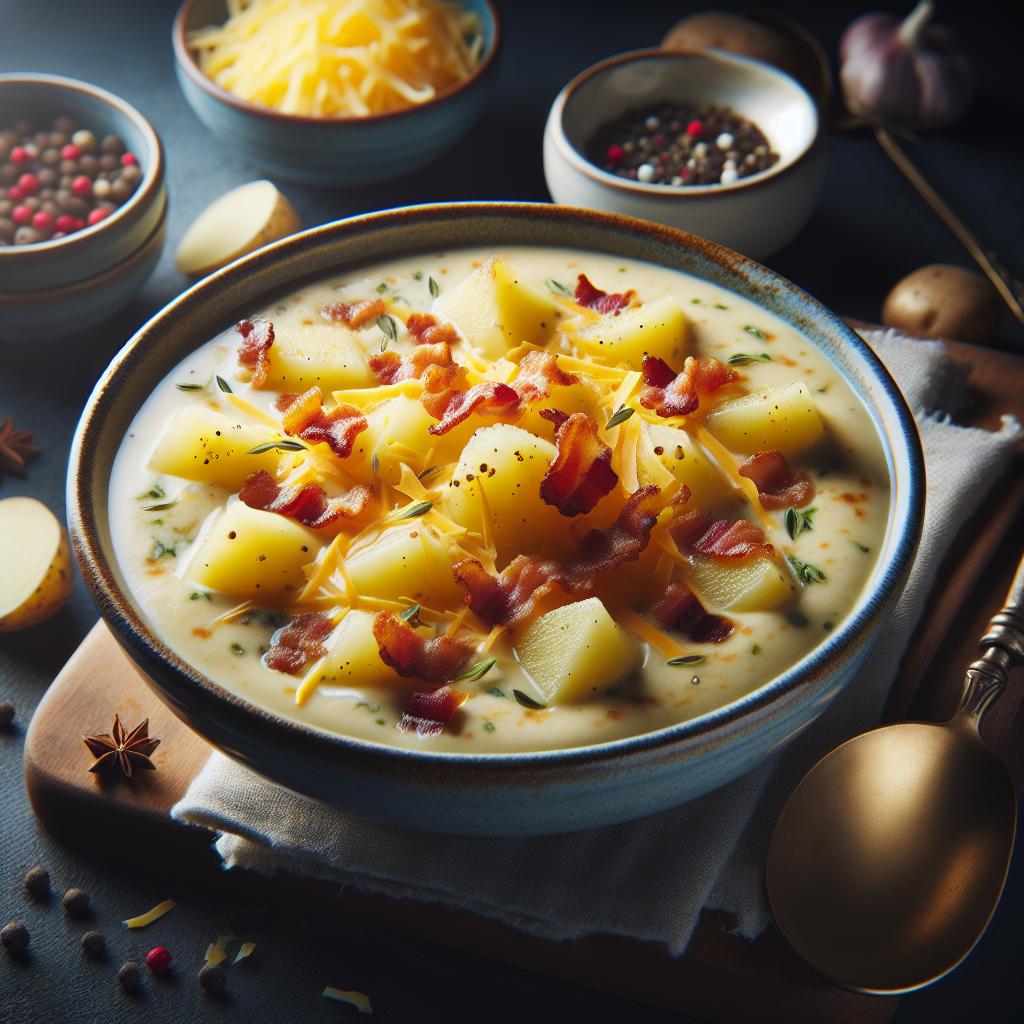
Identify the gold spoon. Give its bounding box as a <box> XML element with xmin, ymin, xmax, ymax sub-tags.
<box><xmin>767</xmin><ymin>551</ymin><xmax>1024</xmax><ymax>994</ymax></box>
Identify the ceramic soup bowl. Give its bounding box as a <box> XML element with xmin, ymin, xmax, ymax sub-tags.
<box><xmin>68</xmin><ymin>203</ymin><xmax>923</xmax><ymax>836</ymax></box>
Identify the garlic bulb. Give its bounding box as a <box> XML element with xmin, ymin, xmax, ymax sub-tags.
<box><xmin>840</xmin><ymin>1</ymin><xmax>973</xmax><ymax>129</ymax></box>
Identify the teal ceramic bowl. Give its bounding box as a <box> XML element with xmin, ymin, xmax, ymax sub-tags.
<box><xmin>68</xmin><ymin>203</ymin><xmax>924</xmax><ymax>836</ymax></box>
<box><xmin>172</xmin><ymin>0</ymin><xmax>501</xmax><ymax>186</ymax></box>
<box><xmin>0</xmin><ymin>74</ymin><xmax>166</xmax><ymax>297</ymax></box>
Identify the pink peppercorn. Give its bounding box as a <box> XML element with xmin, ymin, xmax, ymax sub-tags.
<box><xmin>17</xmin><ymin>173</ymin><xmax>39</xmax><ymax>195</ymax></box>
<box><xmin>87</xmin><ymin>207</ymin><xmax>109</xmax><ymax>226</ymax></box>
<box><xmin>10</xmin><ymin>146</ymin><xmax>30</xmax><ymax>165</ymax></box>
<box><xmin>121</xmin><ymin>152</ymin><xmax>138</xmax><ymax>167</ymax></box>
<box><xmin>686</xmin><ymin>120</ymin><xmax>704</xmax><ymax>138</ymax></box>
<box><xmin>605</xmin><ymin>144</ymin><xmax>625</xmax><ymax>165</ymax></box>
<box><xmin>60</xmin><ymin>144</ymin><xmax>81</xmax><ymax>160</ymax></box>
<box><xmin>7</xmin><ymin>185</ymin><xmax>24</xmax><ymax>202</ymax></box>
<box><xmin>146</xmin><ymin>946</ymin><xmax>172</xmax><ymax>973</ymax></box>
<box><xmin>71</xmin><ymin>175</ymin><xmax>93</xmax><ymax>198</ymax></box>
<box><xmin>54</xmin><ymin>214</ymin><xmax>78</xmax><ymax>233</ymax></box>
<box><xmin>31</xmin><ymin>211</ymin><xmax>53</xmax><ymax>232</ymax></box>
<box><xmin>11</xmin><ymin>205</ymin><xmax>31</xmax><ymax>226</ymax></box>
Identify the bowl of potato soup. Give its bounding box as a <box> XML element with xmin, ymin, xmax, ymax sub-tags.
<box><xmin>68</xmin><ymin>203</ymin><xmax>923</xmax><ymax>835</ymax></box>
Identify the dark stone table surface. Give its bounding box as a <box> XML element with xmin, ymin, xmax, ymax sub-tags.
<box><xmin>2</xmin><ymin>1</ymin><xmax>1022</xmax><ymax>1021</ymax></box>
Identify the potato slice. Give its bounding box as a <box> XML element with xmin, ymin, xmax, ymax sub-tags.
<box><xmin>260</xmin><ymin>324</ymin><xmax>375</xmax><ymax>393</ymax></box>
<box><xmin>687</xmin><ymin>554</ymin><xmax>794</xmax><ymax>612</ymax></box>
<box><xmin>515</xmin><ymin>597</ymin><xmax>638</xmax><ymax>704</ymax></box>
<box><xmin>0</xmin><ymin>497</ymin><xmax>74</xmax><ymax>632</ymax></box>
<box><xmin>434</xmin><ymin>256</ymin><xmax>561</xmax><ymax>359</ymax></box>
<box><xmin>576</xmin><ymin>295</ymin><xmax>688</xmax><ymax>368</ymax></box>
<box><xmin>637</xmin><ymin>422</ymin><xmax>730</xmax><ymax>508</ymax></box>
<box><xmin>704</xmin><ymin>382</ymin><xmax>824</xmax><ymax>455</ymax></box>
<box><xmin>307</xmin><ymin>609</ymin><xmax>401</xmax><ymax>689</ymax></box>
<box><xmin>176</xmin><ymin>180</ymin><xmax>301</xmax><ymax>277</ymax></box>
<box><xmin>148</xmin><ymin>405</ymin><xmax>278</xmax><ymax>491</ymax></box>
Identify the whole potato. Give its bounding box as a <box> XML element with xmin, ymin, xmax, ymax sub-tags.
<box><xmin>662</xmin><ymin>13</ymin><xmax>802</xmax><ymax>79</ymax></box>
<box><xmin>882</xmin><ymin>264</ymin><xmax>1000</xmax><ymax>343</ymax></box>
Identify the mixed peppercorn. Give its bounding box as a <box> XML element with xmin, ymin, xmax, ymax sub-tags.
<box><xmin>0</xmin><ymin>115</ymin><xmax>142</xmax><ymax>246</ymax></box>
<box><xmin>586</xmin><ymin>100</ymin><xmax>779</xmax><ymax>187</ymax></box>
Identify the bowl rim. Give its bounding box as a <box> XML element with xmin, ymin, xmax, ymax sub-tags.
<box><xmin>0</xmin><ymin>72</ymin><xmax>164</xmax><ymax>262</ymax></box>
<box><xmin>548</xmin><ymin>47</ymin><xmax>821</xmax><ymax>199</ymax></box>
<box><xmin>68</xmin><ymin>201</ymin><xmax>924</xmax><ymax>773</ymax></box>
<box><xmin>172</xmin><ymin>0</ymin><xmax>501</xmax><ymax>126</ymax></box>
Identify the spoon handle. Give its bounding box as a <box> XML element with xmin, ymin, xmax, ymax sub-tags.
<box><xmin>957</xmin><ymin>551</ymin><xmax>1024</xmax><ymax>723</ymax></box>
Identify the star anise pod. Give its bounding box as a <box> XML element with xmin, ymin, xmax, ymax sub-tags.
<box><xmin>0</xmin><ymin>417</ymin><xmax>39</xmax><ymax>476</ymax></box>
<box><xmin>83</xmin><ymin>715</ymin><xmax>160</xmax><ymax>778</ymax></box>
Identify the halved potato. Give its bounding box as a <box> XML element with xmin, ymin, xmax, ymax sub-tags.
<box><xmin>309</xmin><ymin>609</ymin><xmax>401</xmax><ymax>689</ymax></box>
<box><xmin>576</xmin><ymin>295</ymin><xmax>688</xmax><ymax>368</ymax></box>
<box><xmin>704</xmin><ymin>382</ymin><xmax>824</xmax><ymax>455</ymax></box>
<box><xmin>260</xmin><ymin>323</ymin><xmax>375</xmax><ymax>393</ymax></box>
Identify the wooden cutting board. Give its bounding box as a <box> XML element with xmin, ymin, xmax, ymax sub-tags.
<box><xmin>23</xmin><ymin>339</ymin><xmax>1024</xmax><ymax>1024</ymax></box>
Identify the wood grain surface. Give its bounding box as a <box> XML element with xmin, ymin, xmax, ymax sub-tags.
<box><xmin>22</xmin><ymin>338</ymin><xmax>1024</xmax><ymax>1024</ymax></box>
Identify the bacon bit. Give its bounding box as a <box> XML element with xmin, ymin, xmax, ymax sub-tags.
<box><xmin>240</xmin><ymin>469</ymin><xmax>372</xmax><ymax>529</ymax></box>
<box><xmin>406</xmin><ymin>312</ymin><xmax>459</xmax><ymax>346</ymax></box>
<box><xmin>738</xmin><ymin>450</ymin><xmax>815</xmax><ymax>509</ymax></box>
<box><xmin>454</xmin><ymin>555</ymin><xmax>566</xmax><ymax>628</ymax></box>
<box><xmin>653</xmin><ymin>582</ymin><xmax>734</xmax><ymax>643</ymax></box>
<box><xmin>397</xmin><ymin>684</ymin><xmax>469</xmax><ymax>737</ymax></box>
<box><xmin>540</xmin><ymin>412</ymin><xmax>618</xmax><ymax>516</ymax></box>
<box><xmin>322</xmin><ymin>297</ymin><xmax>385</xmax><ymax>328</ymax></box>
<box><xmin>564</xmin><ymin>485</ymin><xmax>660</xmax><ymax>584</ymax></box>
<box><xmin>539</xmin><ymin>407</ymin><xmax>569</xmax><ymax>430</ymax></box>
<box><xmin>372</xmin><ymin>611</ymin><xmax>472</xmax><ymax>682</ymax></box>
<box><xmin>639</xmin><ymin>354</ymin><xmax>739</xmax><ymax>418</ymax></box>
<box><xmin>574</xmin><ymin>273</ymin><xmax>635</xmax><ymax>314</ymax></box>
<box><xmin>671</xmin><ymin>510</ymin><xmax>774</xmax><ymax>560</ymax></box>
<box><xmin>425</xmin><ymin>380</ymin><xmax>520</xmax><ymax>436</ymax></box>
<box><xmin>276</xmin><ymin>387</ymin><xmax>367</xmax><ymax>459</ymax></box>
<box><xmin>512</xmin><ymin>350</ymin><xmax>578</xmax><ymax>404</ymax></box>
<box><xmin>263</xmin><ymin>612</ymin><xmax>335</xmax><ymax>675</ymax></box>
<box><xmin>236</xmin><ymin>318</ymin><xmax>274</xmax><ymax>387</ymax></box>
<box><xmin>368</xmin><ymin>341</ymin><xmax>459</xmax><ymax>385</ymax></box>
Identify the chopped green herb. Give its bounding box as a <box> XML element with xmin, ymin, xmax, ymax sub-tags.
<box><xmin>714</xmin><ymin>302</ymin><xmax>729</xmax><ymax>310</ymax></box>
<box><xmin>850</xmin><ymin>540</ymin><xmax>871</xmax><ymax>553</ymax></box>
<box><xmin>787</xmin><ymin>610</ymin><xmax>809</xmax><ymax>628</ymax></box>
<box><xmin>395</xmin><ymin>499</ymin><xmax>432</xmax><ymax>520</ymax></box>
<box><xmin>375</xmin><ymin>282</ymin><xmax>389</xmax><ymax>294</ymax></box>
<box><xmin>618</xmin><ymin>266</ymin><xmax>628</xmax><ymax>273</ymax></box>
<box><xmin>142</xmin><ymin>500</ymin><xmax>177</xmax><ymax>512</ymax></box>
<box><xmin>371</xmin><ymin>452</ymin><xmax>380</xmax><ymax>476</ymax></box>
<box><xmin>488</xmin><ymin>687</ymin><xmax>508</xmax><ymax>699</ymax></box>
<box><xmin>691</xmin><ymin>297</ymin><xmax>702</xmax><ymax>304</ymax></box>
<box><xmin>513</xmin><ymin>689</ymin><xmax>546</xmax><ymax>710</ymax></box>
<box><xmin>823</xmin><ymin>620</ymin><xmax>834</xmax><ymax>632</ymax></box>
<box><xmin>150</xmin><ymin>540</ymin><xmax>176</xmax><ymax>560</ymax></box>
<box><xmin>457</xmin><ymin>657</ymin><xmax>497</xmax><ymax>683</ymax></box>
<box><xmin>787</xmin><ymin>554</ymin><xmax>827</xmax><ymax>585</ymax></box>
<box><xmin>605</xmin><ymin>406</ymin><xmax>635</xmax><ymax>429</ymax></box>
<box><xmin>817</xmin><ymin>383</ymin><xmax>831</xmax><ymax>393</ymax></box>
<box><xmin>376</xmin><ymin>718</ymin><xmax>386</xmax><ymax>725</ymax></box>
<box><xmin>483</xmin><ymin>721</ymin><xmax>496</xmax><ymax>733</ymax></box>
<box><xmin>545</xmin><ymin>278</ymin><xmax>573</xmax><ymax>298</ymax></box>
<box><xmin>428</xmin><ymin>275</ymin><xmax>440</xmax><ymax>298</ymax></box>
<box><xmin>400</xmin><ymin>603</ymin><xmax>421</xmax><ymax>626</ymax></box>
<box><xmin>417</xmin><ymin>465</ymin><xmax>440</xmax><ymax>481</ymax></box>
<box><xmin>668</xmin><ymin>654</ymin><xmax>706</xmax><ymax>666</ymax></box>
<box><xmin>377</xmin><ymin>314</ymin><xmax>398</xmax><ymax>347</ymax></box>
<box><xmin>247</xmin><ymin>439</ymin><xmax>307</xmax><ymax>454</ymax></box>
<box><xmin>215</xmin><ymin>375</ymin><xmax>233</xmax><ymax>393</ymax></box>
<box><xmin>412</xmin><ymin>271</ymin><xmax>424</xmax><ymax>281</ymax></box>
<box><xmin>356</xmin><ymin>700</ymin><xmax>381</xmax><ymax>713</ymax></box>
<box><xmin>785</xmin><ymin>506</ymin><xmax>817</xmax><ymax>540</ymax></box>
<box><xmin>743</xmin><ymin>324</ymin><xmax>766</xmax><ymax>339</ymax></box>
<box><xmin>140</xmin><ymin>483</ymin><xmax>166</xmax><ymax>500</ymax></box>
<box><xmin>176</xmin><ymin>382</ymin><xmax>204</xmax><ymax>391</ymax></box>
<box><xmin>230</xmin><ymin>642</ymin><xmax>246</xmax><ymax>656</ymax></box>
<box><xmin>151</xmin><ymin>518</ymin><xmax>164</xmax><ymax>526</ymax></box>
<box><xmin>751</xmin><ymin>644</ymin><xmax>762</xmax><ymax>655</ymax></box>
<box><xmin>189</xmin><ymin>591</ymin><xmax>212</xmax><ymax>602</ymax></box>
<box><xmin>727</xmin><ymin>352</ymin><xmax>773</xmax><ymax>366</ymax></box>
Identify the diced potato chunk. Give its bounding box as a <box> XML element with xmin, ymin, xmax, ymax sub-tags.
<box><xmin>307</xmin><ymin>609</ymin><xmax>401</xmax><ymax>689</ymax></box>
<box><xmin>704</xmin><ymin>382</ymin><xmax>824</xmax><ymax>455</ymax></box>
<box><xmin>346</xmin><ymin>524</ymin><xmax>462</xmax><ymax>608</ymax></box>
<box><xmin>687</xmin><ymin>554</ymin><xmax>795</xmax><ymax>612</ymax></box>
<box><xmin>515</xmin><ymin>597</ymin><xmax>638</xmax><ymax>704</ymax></box>
<box><xmin>148</xmin><ymin>405</ymin><xmax>278</xmax><ymax>491</ymax></box>
<box><xmin>637</xmin><ymin>423</ymin><xmax>730</xmax><ymax>508</ymax></box>
<box><xmin>189</xmin><ymin>501</ymin><xmax>320</xmax><ymax>601</ymax></box>
<box><xmin>445</xmin><ymin>424</ymin><xmax>565</xmax><ymax>565</ymax></box>
<box><xmin>434</xmin><ymin>256</ymin><xmax>561</xmax><ymax>359</ymax></box>
<box><xmin>260</xmin><ymin>323</ymin><xmax>375</xmax><ymax>392</ymax></box>
<box><xmin>576</xmin><ymin>295</ymin><xmax>688</xmax><ymax>368</ymax></box>
<box><xmin>517</xmin><ymin>378</ymin><xmax>600</xmax><ymax>437</ymax></box>
<box><xmin>347</xmin><ymin>394</ymin><xmax>438</xmax><ymax>483</ymax></box>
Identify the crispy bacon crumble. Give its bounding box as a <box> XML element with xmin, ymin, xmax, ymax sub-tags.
<box><xmin>240</xmin><ymin>469</ymin><xmax>372</xmax><ymax>529</ymax></box>
<box><xmin>397</xmin><ymin>684</ymin><xmax>469</xmax><ymax>738</ymax></box>
<box><xmin>372</xmin><ymin>611</ymin><xmax>472</xmax><ymax>681</ymax></box>
<box><xmin>540</xmin><ymin>412</ymin><xmax>618</xmax><ymax>516</ymax></box>
<box><xmin>653</xmin><ymin>582</ymin><xmax>735</xmax><ymax>644</ymax></box>
<box><xmin>236</xmin><ymin>318</ymin><xmax>274</xmax><ymax>387</ymax></box>
<box><xmin>369</xmin><ymin>341</ymin><xmax>459</xmax><ymax>385</ymax></box>
<box><xmin>424</xmin><ymin>380</ymin><xmax>520</xmax><ymax>436</ymax></box>
<box><xmin>512</xmin><ymin>350</ymin><xmax>578</xmax><ymax>404</ymax></box>
<box><xmin>738</xmin><ymin>450</ymin><xmax>815</xmax><ymax>509</ymax></box>
<box><xmin>322</xmin><ymin>297</ymin><xmax>385</xmax><ymax>328</ymax></box>
<box><xmin>276</xmin><ymin>386</ymin><xmax>368</xmax><ymax>459</ymax></box>
<box><xmin>671</xmin><ymin>510</ymin><xmax>774</xmax><ymax>560</ymax></box>
<box><xmin>406</xmin><ymin>312</ymin><xmax>460</xmax><ymax>347</ymax></box>
<box><xmin>454</xmin><ymin>555</ymin><xmax>566</xmax><ymax>627</ymax></box>
<box><xmin>263</xmin><ymin>612</ymin><xmax>335</xmax><ymax>675</ymax></box>
<box><xmin>574</xmin><ymin>273</ymin><xmax>635</xmax><ymax>314</ymax></box>
<box><xmin>639</xmin><ymin>354</ymin><xmax>739</xmax><ymax>418</ymax></box>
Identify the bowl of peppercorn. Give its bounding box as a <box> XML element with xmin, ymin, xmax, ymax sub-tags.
<box><xmin>543</xmin><ymin>49</ymin><xmax>823</xmax><ymax>260</ymax></box>
<box><xmin>0</xmin><ymin>73</ymin><xmax>166</xmax><ymax>339</ymax></box>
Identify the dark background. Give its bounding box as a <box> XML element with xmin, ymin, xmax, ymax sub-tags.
<box><xmin>2</xmin><ymin>1</ymin><xmax>1023</xmax><ymax>1021</ymax></box>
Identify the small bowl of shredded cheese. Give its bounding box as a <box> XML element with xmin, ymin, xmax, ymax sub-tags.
<box><xmin>173</xmin><ymin>0</ymin><xmax>500</xmax><ymax>185</ymax></box>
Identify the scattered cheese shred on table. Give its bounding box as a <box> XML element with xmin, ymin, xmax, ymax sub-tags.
<box><xmin>234</xmin><ymin>941</ymin><xmax>257</xmax><ymax>963</ymax></box>
<box><xmin>323</xmin><ymin>986</ymin><xmax>374</xmax><ymax>1014</ymax></box>
<box><xmin>204</xmin><ymin>933</ymin><xmax>237</xmax><ymax>965</ymax></box>
<box><xmin>123</xmin><ymin>898</ymin><xmax>176</xmax><ymax>929</ymax></box>
<box><xmin>189</xmin><ymin>0</ymin><xmax>483</xmax><ymax>118</ymax></box>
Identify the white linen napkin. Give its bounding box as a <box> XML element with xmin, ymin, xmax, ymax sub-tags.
<box><xmin>173</xmin><ymin>329</ymin><xmax>1021</xmax><ymax>954</ymax></box>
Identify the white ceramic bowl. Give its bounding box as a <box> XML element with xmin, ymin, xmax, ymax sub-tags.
<box><xmin>544</xmin><ymin>49</ymin><xmax>824</xmax><ymax>260</ymax></box>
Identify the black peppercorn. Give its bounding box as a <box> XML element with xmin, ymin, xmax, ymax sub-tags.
<box><xmin>81</xmin><ymin>930</ymin><xmax>106</xmax><ymax>958</ymax></box>
<box><xmin>118</xmin><ymin>960</ymin><xmax>142</xmax><ymax>992</ymax></box>
<box><xmin>198</xmin><ymin>962</ymin><xmax>227</xmax><ymax>994</ymax></box>
<box><xmin>1</xmin><ymin>921</ymin><xmax>29</xmax><ymax>954</ymax></box>
<box><xmin>62</xmin><ymin>887</ymin><xmax>90</xmax><ymax>918</ymax></box>
<box><xmin>24</xmin><ymin>864</ymin><xmax>50</xmax><ymax>899</ymax></box>
<box><xmin>0</xmin><ymin>701</ymin><xmax>14</xmax><ymax>728</ymax></box>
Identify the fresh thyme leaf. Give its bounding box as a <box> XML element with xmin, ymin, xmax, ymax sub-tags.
<box><xmin>513</xmin><ymin>689</ymin><xmax>546</xmax><ymax>710</ymax></box>
<box><xmin>605</xmin><ymin>406</ymin><xmax>635</xmax><ymax>429</ymax></box>
<box><xmin>785</xmin><ymin>506</ymin><xmax>817</xmax><ymax>540</ymax></box>
<box><xmin>395</xmin><ymin>499</ymin><xmax>432</xmax><ymax>519</ymax></box>
<box><xmin>667</xmin><ymin>654</ymin><xmax>706</xmax><ymax>666</ymax></box>
<box><xmin>751</xmin><ymin>643</ymin><xmax>762</xmax><ymax>655</ymax></box>
<box><xmin>417</xmin><ymin>465</ymin><xmax>440</xmax><ymax>481</ymax></box>
<box><xmin>787</xmin><ymin>554</ymin><xmax>827</xmax><ymax>585</ymax></box>
<box><xmin>139</xmin><ymin>483</ymin><xmax>165</xmax><ymax>500</ymax></box>
<box><xmin>400</xmin><ymin>603</ymin><xmax>421</xmax><ymax>626</ymax></box>
<box><xmin>787</xmin><ymin>610</ymin><xmax>809</xmax><ymax>627</ymax></box>
<box><xmin>375</xmin><ymin>282</ymin><xmax>389</xmax><ymax>294</ymax></box>
<box><xmin>247</xmin><ymin>440</ymin><xmax>306</xmax><ymax>454</ymax></box>
<box><xmin>215</xmin><ymin>375</ymin><xmax>233</xmax><ymax>393</ymax></box>
<box><xmin>483</xmin><ymin>721</ymin><xmax>496</xmax><ymax>732</ymax></box>
<box><xmin>371</xmin><ymin>452</ymin><xmax>380</xmax><ymax>476</ymax></box>
<box><xmin>428</xmin><ymin>275</ymin><xmax>440</xmax><ymax>298</ymax></box>
<box><xmin>377</xmin><ymin>314</ymin><xmax>398</xmax><ymax>346</ymax></box>
<box><xmin>412</xmin><ymin>271</ymin><xmax>424</xmax><ymax>281</ymax></box>
<box><xmin>850</xmin><ymin>540</ymin><xmax>871</xmax><ymax>553</ymax></box>
<box><xmin>743</xmin><ymin>324</ymin><xmax>766</xmax><ymax>339</ymax></box>
<box><xmin>488</xmin><ymin>686</ymin><xmax>508</xmax><ymax>699</ymax></box>
<box><xmin>727</xmin><ymin>352</ymin><xmax>773</xmax><ymax>366</ymax></box>
<box><xmin>150</xmin><ymin>540</ymin><xmax>176</xmax><ymax>560</ymax></box>
<box><xmin>691</xmin><ymin>297</ymin><xmax>702</xmax><ymax>304</ymax></box>
<box><xmin>142</xmin><ymin>500</ymin><xmax>177</xmax><ymax>512</ymax></box>
<box><xmin>457</xmin><ymin>656</ymin><xmax>497</xmax><ymax>683</ymax></box>
<box><xmin>545</xmin><ymin>278</ymin><xmax>573</xmax><ymax>298</ymax></box>
<box><xmin>714</xmin><ymin>302</ymin><xmax>729</xmax><ymax>310</ymax></box>
<box><xmin>176</xmin><ymin>382</ymin><xmax>204</xmax><ymax>391</ymax></box>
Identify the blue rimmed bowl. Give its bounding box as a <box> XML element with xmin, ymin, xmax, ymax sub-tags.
<box><xmin>172</xmin><ymin>0</ymin><xmax>501</xmax><ymax>186</ymax></box>
<box><xmin>67</xmin><ymin>202</ymin><xmax>924</xmax><ymax>836</ymax></box>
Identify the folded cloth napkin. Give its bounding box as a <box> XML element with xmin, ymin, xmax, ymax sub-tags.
<box><xmin>173</xmin><ymin>329</ymin><xmax>1021</xmax><ymax>955</ymax></box>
